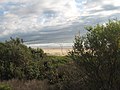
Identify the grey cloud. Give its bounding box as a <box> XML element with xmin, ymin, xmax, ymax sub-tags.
<box><xmin>86</xmin><ymin>3</ymin><xmax>120</xmax><ymax>15</ymax></box>
<box><xmin>84</xmin><ymin>0</ymin><xmax>102</xmax><ymax>6</ymax></box>
<box><xmin>102</xmin><ymin>4</ymin><xmax>120</xmax><ymax>11</ymax></box>
<box><xmin>0</xmin><ymin>21</ymin><xmax>86</xmax><ymax>44</ymax></box>
<box><xmin>42</xmin><ymin>10</ymin><xmax>58</xmax><ymax>19</ymax></box>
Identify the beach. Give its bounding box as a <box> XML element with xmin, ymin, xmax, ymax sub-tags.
<box><xmin>42</xmin><ymin>48</ymin><xmax>72</xmax><ymax>56</ymax></box>
<box><xmin>26</xmin><ymin>43</ymin><xmax>73</xmax><ymax>56</ymax></box>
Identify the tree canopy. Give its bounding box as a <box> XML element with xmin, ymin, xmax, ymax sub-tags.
<box><xmin>69</xmin><ymin>20</ymin><xmax>120</xmax><ymax>90</ymax></box>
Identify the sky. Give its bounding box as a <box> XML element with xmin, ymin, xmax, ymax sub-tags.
<box><xmin>0</xmin><ymin>0</ymin><xmax>120</xmax><ymax>47</ymax></box>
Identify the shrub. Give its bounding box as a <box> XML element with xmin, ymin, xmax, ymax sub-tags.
<box><xmin>0</xmin><ymin>84</ymin><xmax>12</xmax><ymax>90</ymax></box>
<box><xmin>69</xmin><ymin>20</ymin><xmax>120</xmax><ymax>89</ymax></box>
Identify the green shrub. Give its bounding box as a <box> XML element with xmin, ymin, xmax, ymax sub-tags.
<box><xmin>69</xmin><ymin>20</ymin><xmax>120</xmax><ymax>89</ymax></box>
<box><xmin>0</xmin><ymin>38</ymin><xmax>46</xmax><ymax>80</ymax></box>
<box><xmin>0</xmin><ymin>84</ymin><xmax>12</xmax><ymax>90</ymax></box>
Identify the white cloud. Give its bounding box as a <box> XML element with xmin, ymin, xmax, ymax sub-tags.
<box><xmin>0</xmin><ymin>0</ymin><xmax>81</xmax><ymax>37</ymax></box>
<box><xmin>0</xmin><ymin>0</ymin><xmax>120</xmax><ymax>43</ymax></box>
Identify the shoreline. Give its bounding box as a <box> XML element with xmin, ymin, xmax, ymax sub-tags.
<box><xmin>26</xmin><ymin>43</ymin><xmax>73</xmax><ymax>56</ymax></box>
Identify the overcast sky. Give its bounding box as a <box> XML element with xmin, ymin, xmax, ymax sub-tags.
<box><xmin>0</xmin><ymin>0</ymin><xmax>120</xmax><ymax>44</ymax></box>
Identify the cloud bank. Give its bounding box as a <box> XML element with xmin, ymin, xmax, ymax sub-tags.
<box><xmin>0</xmin><ymin>0</ymin><xmax>120</xmax><ymax>44</ymax></box>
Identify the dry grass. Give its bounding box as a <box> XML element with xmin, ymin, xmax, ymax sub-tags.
<box><xmin>0</xmin><ymin>79</ymin><xmax>49</xmax><ymax>90</ymax></box>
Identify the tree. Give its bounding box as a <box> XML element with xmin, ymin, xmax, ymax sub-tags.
<box><xmin>29</xmin><ymin>47</ymin><xmax>46</xmax><ymax>61</ymax></box>
<box><xmin>69</xmin><ymin>20</ymin><xmax>120</xmax><ymax>90</ymax></box>
<box><xmin>0</xmin><ymin>38</ymin><xmax>32</xmax><ymax>80</ymax></box>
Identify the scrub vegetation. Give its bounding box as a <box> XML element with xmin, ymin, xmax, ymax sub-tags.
<box><xmin>0</xmin><ymin>20</ymin><xmax>120</xmax><ymax>90</ymax></box>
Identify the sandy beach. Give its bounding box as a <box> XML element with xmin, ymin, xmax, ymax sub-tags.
<box><xmin>42</xmin><ymin>48</ymin><xmax>72</xmax><ymax>56</ymax></box>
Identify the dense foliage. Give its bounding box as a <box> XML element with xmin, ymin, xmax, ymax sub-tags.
<box><xmin>0</xmin><ymin>84</ymin><xmax>12</xmax><ymax>90</ymax></box>
<box><xmin>0</xmin><ymin>38</ymin><xmax>71</xmax><ymax>84</ymax></box>
<box><xmin>69</xmin><ymin>20</ymin><xmax>120</xmax><ymax>90</ymax></box>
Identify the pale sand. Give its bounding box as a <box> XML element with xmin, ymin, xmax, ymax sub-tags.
<box><xmin>42</xmin><ymin>48</ymin><xmax>72</xmax><ymax>56</ymax></box>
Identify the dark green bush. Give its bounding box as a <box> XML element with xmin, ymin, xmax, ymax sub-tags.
<box><xmin>69</xmin><ymin>20</ymin><xmax>120</xmax><ymax>90</ymax></box>
<box><xmin>0</xmin><ymin>38</ymin><xmax>46</xmax><ymax>80</ymax></box>
<box><xmin>0</xmin><ymin>84</ymin><xmax>12</xmax><ymax>90</ymax></box>
<box><xmin>0</xmin><ymin>38</ymin><xmax>72</xmax><ymax>85</ymax></box>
